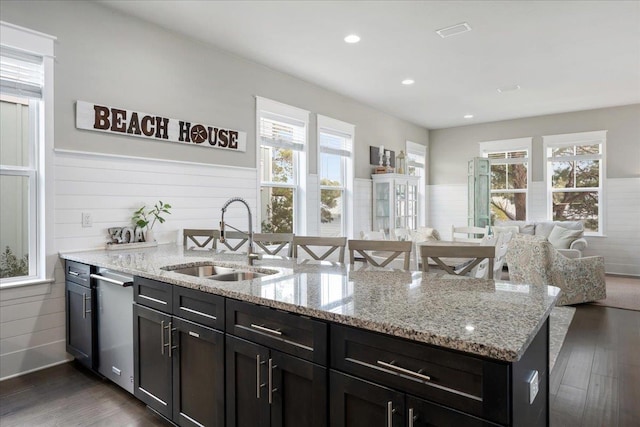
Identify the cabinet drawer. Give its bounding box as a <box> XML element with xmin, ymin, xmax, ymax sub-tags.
<box><xmin>407</xmin><ymin>395</ymin><xmax>501</xmax><ymax>427</ymax></box>
<box><xmin>66</xmin><ymin>260</ymin><xmax>91</xmax><ymax>287</ymax></box>
<box><xmin>134</xmin><ymin>277</ymin><xmax>172</xmax><ymax>312</ymax></box>
<box><xmin>226</xmin><ymin>299</ymin><xmax>327</xmax><ymax>365</ymax></box>
<box><xmin>331</xmin><ymin>325</ymin><xmax>509</xmax><ymax>425</ymax></box>
<box><xmin>172</xmin><ymin>286</ymin><xmax>224</xmax><ymax>330</ymax></box>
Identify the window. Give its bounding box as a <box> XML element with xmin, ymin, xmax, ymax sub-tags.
<box><xmin>406</xmin><ymin>141</ymin><xmax>427</xmax><ymax>227</ymax></box>
<box><xmin>480</xmin><ymin>138</ymin><xmax>531</xmax><ymax>223</ymax></box>
<box><xmin>256</xmin><ymin>97</ymin><xmax>308</xmax><ymax>234</ymax></box>
<box><xmin>317</xmin><ymin>115</ymin><xmax>354</xmax><ymax>237</ymax></box>
<box><xmin>544</xmin><ymin>131</ymin><xmax>606</xmax><ymax>234</ymax></box>
<box><xmin>0</xmin><ymin>22</ymin><xmax>54</xmax><ymax>286</ymax></box>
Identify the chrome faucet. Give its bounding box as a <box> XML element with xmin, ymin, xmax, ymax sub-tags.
<box><xmin>220</xmin><ymin>197</ymin><xmax>259</xmax><ymax>266</ymax></box>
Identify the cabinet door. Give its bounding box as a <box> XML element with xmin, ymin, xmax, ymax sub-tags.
<box><xmin>226</xmin><ymin>335</ymin><xmax>270</xmax><ymax>427</ymax></box>
<box><xmin>172</xmin><ymin>317</ymin><xmax>224</xmax><ymax>427</ymax></box>
<box><xmin>330</xmin><ymin>371</ymin><xmax>404</xmax><ymax>427</ymax></box>
<box><xmin>270</xmin><ymin>350</ymin><xmax>327</xmax><ymax>427</ymax></box>
<box><xmin>133</xmin><ymin>304</ymin><xmax>172</xmax><ymax>419</ymax></box>
<box><xmin>406</xmin><ymin>395</ymin><xmax>498</xmax><ymax>427</ymax></box>
<box><xmin>65</xmin><ymin>281</ymin><xmax>95</xmax><ymax>369</ymax></box>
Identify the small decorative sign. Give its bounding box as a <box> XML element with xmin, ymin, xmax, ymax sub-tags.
<box><xmin>106</xmin><ymin>226</ymin><xmax>157</xmax><ymax>250</ymax></box>
<box><xmin>76</xmin><ymin>100</ymin><xmax>247</xmax><ymax>152</ymax></box>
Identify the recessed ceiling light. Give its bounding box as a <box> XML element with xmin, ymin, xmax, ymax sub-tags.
<box><xmin>344</xmin><ymin>34</ymin><xmax>360</xmax><ymax>44</ymax></box>
<box><xmin>401</xmin><ymin>79</ymin><xmax>415</xmax><ymax>85</ymax></box>
<box><xmin>435</xmin><ymin>22</ymin><xmax>472</xmax><ymax>38</ymax></box>
<box><xmin>497</xmin><ymin>84</ymin><xmax>521</xmax><ymax>93</ymax></box>
<box><xmin>464</xmin><ymin>114</ymin><xmax>474</xmax><ymax>119</ymax></box>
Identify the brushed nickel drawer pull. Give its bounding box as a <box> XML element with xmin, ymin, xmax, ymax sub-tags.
<box><xmin>161</xmin><ymin>320</ymin><xmax>166</xmax><ymax>355</ymax></box>
<box><xmin>68</xmin><ymin>270</ymin><xmax>80</xmax><ymax>276</ymax></box>
<box><xmin>409</xmin><ymin>407</ymin><xmax>415</xmax><ymax>427</ymax></box>
<box><xmin>180</xmin><ymin>306</ymin><xmax>217</xmax><ymax>320</ymax></box>
<box><xmin>139</xmin><ymin>294</ymin><xmax>167</xmax><ymax>305</ymax></box>
<box><xmin>268</xmin><ymin>358</ymin><xmax>278</xmax><ymax>405</ymax></box>
<box><xmin>250</xmin><ymin>323</ymin><xmax>283</xmax><ymax>336</ymax></box>
<box><xmin>377</xmin><ymin>360</ymin><xmax>431</xmax><ymax>382</ymax></box>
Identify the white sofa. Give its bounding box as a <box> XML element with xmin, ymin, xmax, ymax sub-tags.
<box><xmin>494</xmin><ymin>220</ymin><xmax>588</xmax><ymax>258</ymax></box>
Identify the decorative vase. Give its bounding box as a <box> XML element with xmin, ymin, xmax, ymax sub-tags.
<box><xmin>145</xmin><ymin>229</ymin><xmax>155</xmax><ymax>243</ymax></box>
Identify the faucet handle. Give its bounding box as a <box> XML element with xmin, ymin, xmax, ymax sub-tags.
<box><xmin>219</xmin><ymin>221</ymin><xmax>225</xmax><ymax>242</ymax></box>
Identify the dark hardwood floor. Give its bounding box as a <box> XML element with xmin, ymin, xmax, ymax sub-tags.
<box><xmin>0</xmin><ymin>362</ymin><xmax>168</xmax><ymax>426</ymax></box>
<box><xmin>550</xmin><ymin>305</ymin><xmax>640</xmax><ymax>427</ymax></box>
<box><xmin>1</xmin><ymin>305</ymin><xmax>638</xmax><ymax>426</ymax></box>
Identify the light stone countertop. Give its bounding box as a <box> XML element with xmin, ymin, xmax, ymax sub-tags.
<box><xmin>59</xmin><ymin>244</ymin><xmax>560</xmax><ymax>362</ymax></box>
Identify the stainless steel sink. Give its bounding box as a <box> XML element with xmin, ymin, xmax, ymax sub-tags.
<box><xmin>168</xmin><ymin>265</ymin><xmax>236</xmax><ymax>277</ymax></box>
<box><xmin>209</xmin><ymin>271</ymin><xmax>266</xmax><ymax>281</ymax></box>
<box><xmin>162</xmin><ymin>263</ymin><xmax>274</xmax><ymax>281</ymax></box>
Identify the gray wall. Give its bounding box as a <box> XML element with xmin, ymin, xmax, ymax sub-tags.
<box><xmin>429</xmin><ymin>104</ymin><xmax>640</xmax><ymax>184</ymax></box>
<box><xmin>1</xmin><ymin>0</ymin><xmax>428</xmax><ymax>179</ymax></box>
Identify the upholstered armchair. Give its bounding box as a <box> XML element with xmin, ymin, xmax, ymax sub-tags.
<box><xmin>505</xmin><ymin>234</ymin><xmax>606</xmax><ymax>306</ymax></box>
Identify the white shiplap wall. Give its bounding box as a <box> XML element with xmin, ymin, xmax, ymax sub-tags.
<box><xmin>428</xmin><ymin>184</ymin><xmax>468</xmax><ymax>240</ymax></box>
<box><xmin>0</xmin><ymin>150</ymin><xmax>258</xmax><ymax>380</ymax></box>
<box><xmin>353</xmin><ymin>178</ymin><xmax>373</xmax><ymax>238</ymax></box>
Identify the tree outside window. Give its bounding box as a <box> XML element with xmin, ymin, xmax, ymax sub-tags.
<box><xmin>486</xmin><ymin>150</ymin><xmax>528</xmax><ymax>223</ymax></box>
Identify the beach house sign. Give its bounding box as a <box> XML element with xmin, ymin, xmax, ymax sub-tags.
<box><xmin>75</xmin><ymin>100</ymin><xmax>247</xmax><ymax>152</ymax></box>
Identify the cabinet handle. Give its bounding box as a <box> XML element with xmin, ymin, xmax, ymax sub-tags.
<box><xmin>68</xmin><ymin>270</ymin><xmax>80</xmax><ymax>276</ymax></box>
<box><xmin>268</xmin><ymin>358</ymin><xmax>278</xmax><ymax>405</ymax></box>
<box><xmin>256</xmin><ymin>355</ymin><xmax>267</xmax><ymax>399</ymax></box>
<box><xmin>161</xmin><ymin>320</ymin><xmax>166</xmax><ymax>355</ymax></box>
<box><xmin>386</xmin><ymin>401</ymin><xmax>396</xmax><ymax>427</ymax></box>
<box><xmin>168</xmin><ymin>322</ymin><xmax>176</xmax><ymax>358</ymax></box>
<box><xmin>250</xmin><ymin>323</ymin><xmax>282</xmax><ymax>336</ymax></box>
<box><xmin>82</xmin><ymin>293</ymin><xmax>91</xmax><ymax>318</ymax></box>
<box><xmin>408</xmin><ymin>408</ymin><xmax>415</xmax><ymax>427</ymax></box>
<box><xmin>377</xmin><ymin>360</ymin><xmax>431</xmax><ymax>382</ymax></box>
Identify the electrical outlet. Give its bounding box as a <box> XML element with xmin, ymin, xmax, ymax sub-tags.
<box><xmin>528</xmin><ymin>370</ymin><xmax>539</xmax><ymax>404</ymax></box>
<box><xmin>82</xmin><ymin>212</ymin><xmax>92</xmax><ymax>228</ymax></box>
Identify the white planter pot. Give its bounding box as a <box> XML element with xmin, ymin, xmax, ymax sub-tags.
<box><xmin>145</xmin><ymin>229</ymin><xmax>155</xmax><ymax>243</ymax></box>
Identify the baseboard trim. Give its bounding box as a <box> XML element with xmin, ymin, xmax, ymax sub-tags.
<box><xmin>0</xmin><ymin>356</ymin><xmax>72</xmax><ymax>382</ymax></box>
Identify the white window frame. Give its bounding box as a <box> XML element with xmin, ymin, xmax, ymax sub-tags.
<box><xmin>0</xmin><ymin>22</ymin><xmax>55</xmax><ymax>288</ymax></box>
<box><xmin>317</xmin><ymin>115</ymin><xmax>354</xmax><ymax>238</ymax></box>
<box><xmin>406</xmin><ymin>140</ymin><xmax>427</xmax><ymax>227</ymax></box>
<box><xmin>255</xmin><ymin>96</ymin><xmax>309</xmax><ymax>235</ymax></box>
<box><xmin>543</xmin><ymin>130</ymin><xmax>606</xmax><ymax>236</ymax></box>
<box><xmin>479</xmin><ymin>137</ymin><xmax>532</xmax><ymax>222</ymax></box>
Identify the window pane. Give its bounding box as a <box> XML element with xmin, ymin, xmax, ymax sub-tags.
<box><xmin>551</xmin><ymin>146</ymin><xmax>574</xmax><ymax>157</ymax></box>
<box><xmin>319</xmin><ymin>152</ymin><xmax>343</xmax><ymax>184</ymax></box>
<box><xmin>491</xmin><ymin>164</ymin><xmax>506</xmax><ymax>189</ymax></box>
<box><xmin>576</xmin><ymin>160</ymin><xmax>599</xmax><ymax>188</ymax></box>
<box><xmin>507</xmin><ymin>163</ymin><xmax>528</xmax><ymax>190</ymax></box>
<box><xmin>320</xmin><ymin>188</ymin><xmax>343</xmax><ymax>237</ymax></box>
<box><xmin>260</xmin><ymin>147</ymin><xmax>293</xmax><ymax>184</ymax></box>
<box><xmin>576</xmin><ymin>144</ymin><xmax>600</xmax><ymax>155</ymax></box>
<box><xmin>0</xmin><ymin>175</ymin><xmax>30</xmax><ymax>279</ymax></box>
<box><xmin>260</xmin><ymin>186</ymin><xmax>293</xmax><ymax>233</ymax></box>
<box><xmin>552</xmin><ymin>191</ymin><xmax>599</xmax><ymax>232</ymax></box>
<box><xmin>491</xmin><ymin>192</ymin><xmax>527</xmax><ymax>222</ymax></box>
<box><xmin>551</xmin><ymin>161</ymin><xmax>573</xmax><ymax>188</ymax></box>
<box><xmin>0</xmin><ymin>99</ymin><xmax>30</xmax><ymax>167</ymax></box>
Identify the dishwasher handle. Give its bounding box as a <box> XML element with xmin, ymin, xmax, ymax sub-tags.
<box><xmin>90</xmin><ymin>273</ymin><xmax>133</xmax><ymax>287</ymax></box>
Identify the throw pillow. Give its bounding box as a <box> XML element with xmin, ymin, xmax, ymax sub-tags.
<box><xmin>548</xmin><ymin>225</ymin><xmax>583</xmax><ymax>249</ymax></box>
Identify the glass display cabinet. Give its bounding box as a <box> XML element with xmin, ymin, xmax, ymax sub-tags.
<box><xmin>468</xmin><ymin>157</ymin><xmax>491</xmax><ymax>228</ymax></box>
<box><xmin>372</xmin><ymin>174</ymin><xmax>420</xmax><ymax>236</ymax></box>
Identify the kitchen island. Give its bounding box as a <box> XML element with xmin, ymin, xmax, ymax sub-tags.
<box><xmin>60</xmin><ymin>244</ymin><xmax>559</xmax><ymax>427</ymax></box>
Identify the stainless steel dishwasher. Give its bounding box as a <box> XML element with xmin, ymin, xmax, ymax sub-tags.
<box><xmin>91</xmin><ymin>268</ymin><xmax>134</xmax><ymax>394</ymax></box>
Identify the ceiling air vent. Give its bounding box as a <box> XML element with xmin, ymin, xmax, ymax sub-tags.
<box><xmin>436</xmin><ymin>22</ymin><xmax>472</xmax><ymax>38</ymax></box>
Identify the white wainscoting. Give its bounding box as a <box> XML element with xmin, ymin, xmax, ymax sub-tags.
<box><xmin>428</xmin><ymin>184</ymin><xmax>468</xmax><ymax>240</ymax></box>
<box><xmin>428</xmin><ymin>177</ymin><xmax>640</xmax><ymax>276</ymax></box>
<box><xmin>353</xmin><ymin>178</ymin><xmax>373</xmax><ymax>238</ymax></box>
<box><xmin>0</xmin><ymin>150</ymin><xmax>258</xmax><ymax>380</ymax></box>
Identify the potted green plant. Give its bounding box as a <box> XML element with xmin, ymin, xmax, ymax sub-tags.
<box><xmin>132</xmin><ymin>200</ymin><xmax>172</xmax><ymax>242</ymax></box>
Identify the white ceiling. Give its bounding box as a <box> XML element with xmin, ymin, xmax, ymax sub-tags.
<box><xmin>99</xmin><ymin>1</ymin><xmax>640</xmax><ymax>129</ymax></box>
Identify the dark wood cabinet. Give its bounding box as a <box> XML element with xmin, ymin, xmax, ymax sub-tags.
<box><xmin>133</xmin><ymin>277</ymin><xmax>226</xmax><ymax>427</ymax></box>
<box><xmin>65</xmin><ymin>261</ymin><xmax>96</xmax><ymax>370</ymax></box>
<box><xmin>226</xmin><ymin>335</ymin><xmax>327</xmax><ymax>427</ymax></box>
<box><xmin>65</xmin><ymin>280</ymin><xmax>96</xmax><ymax>370</ymax></box>
<box><xmin>133</xmin><ymin>303</ymin><xmax>172</xmax><ymax>419</ymax></box>
<box><xmin>172</xmin><ymin>317</ymin><xmax>225</xmax><ymax>427</ymax></box>
<box><xmin>330</xmin><ymin>371</ymin><xmax>404</xmax><ymax>427</ymax></box>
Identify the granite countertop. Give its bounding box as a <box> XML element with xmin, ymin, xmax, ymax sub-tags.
<box><xmin>59</xmin><ymin>244</ymin><xmax>560</xmax><ymax>362</ymax></box>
